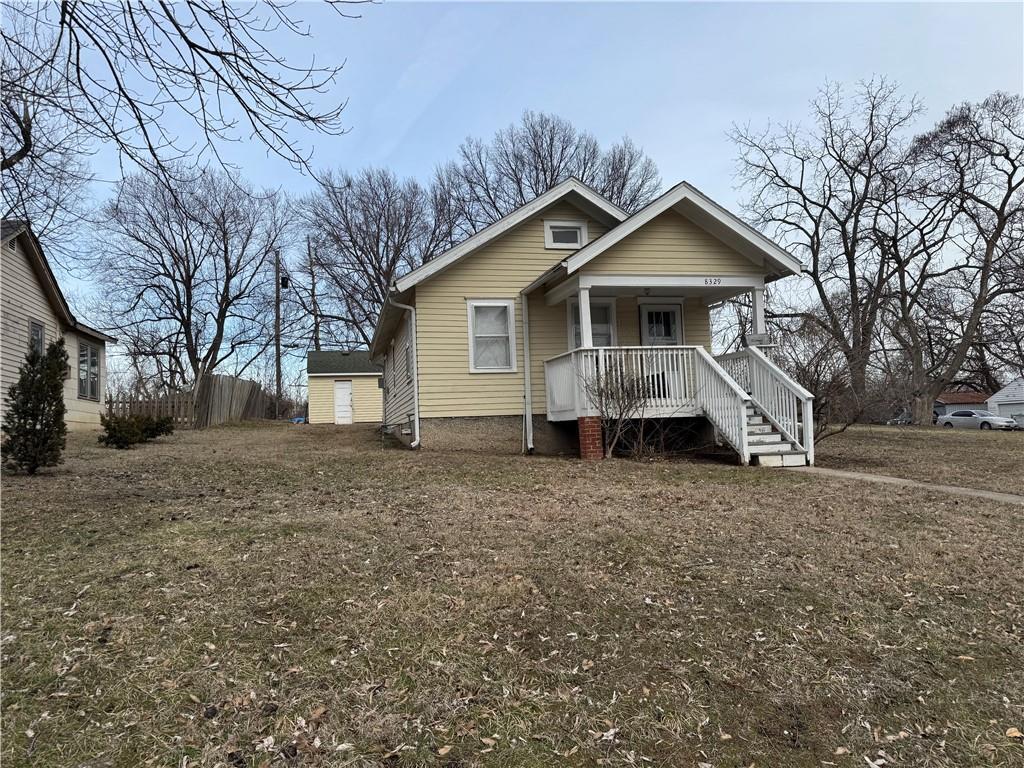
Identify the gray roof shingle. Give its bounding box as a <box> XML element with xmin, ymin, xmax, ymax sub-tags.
<box><xmin>307</xmin><ymin>350</ymin><xmax>381</xmax><ymax>375</ymax></box>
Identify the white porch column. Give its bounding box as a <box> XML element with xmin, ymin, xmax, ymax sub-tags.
<box><xmin>578</xmin><ymin>287</ymin><xmax>594</xmax><ymax>347</ymax></box>
<box><xmin>751</xmin><ymin>287</ymin><xmax>766</xmax><ymax>337</ymax></box>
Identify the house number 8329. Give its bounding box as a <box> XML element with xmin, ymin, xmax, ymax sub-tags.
<box><xmin>704</xmin><ymin>277</ymin><xmax>722</xmax><ymax>285</ymax></box>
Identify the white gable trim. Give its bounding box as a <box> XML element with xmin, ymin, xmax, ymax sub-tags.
<box><xmin>394</xmin><ymin>179</ymin><xmax>626</xmax><ymax>293</ymax></box>
<box><xmin>563</xmin><ymin>181</ymin><xmax>802</xmax><ymax>277</ymax></box>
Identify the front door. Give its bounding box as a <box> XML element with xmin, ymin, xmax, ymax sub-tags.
<box><xmin>334</xmin><ymin>380</ymin><xmax>353</xmax><ymax>424</ymax></box>
<box><xmin>640</xmin><ymin>304</ymin><xmax>682</xmax><ymax>346</ymax></box>
<box><xmin>639</xmin><ymin>304</ymin><xmax>683</xmax><ymax>403</ymax></box>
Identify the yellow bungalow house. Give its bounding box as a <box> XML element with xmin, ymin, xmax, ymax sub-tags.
<box><xmin>369</xmin><ymin>179</ymin><xmax>814</xmax><ymax>466</ymax></box>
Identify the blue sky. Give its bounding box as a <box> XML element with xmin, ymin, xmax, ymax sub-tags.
<box><xmin>71</xmin><ymin>1</ymin><xmax>1022</xmax><ymax>319</ymax></box>
<box><xmin>85</xmin><ymin>1</ymin><xmax>1024</xmax><ymax>209</ymax></box>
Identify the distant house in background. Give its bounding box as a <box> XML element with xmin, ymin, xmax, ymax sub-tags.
<box><xmin>306</xmin><ymin>351</ymin><xmax>382</xmax><ymax>425</ymax></box>
<box><xmin>1</xmin><ymin>220</ymin><xmax>115</xmax><ymax>431</ymax></box>
<box><xmin>987</xmin><ymin>378</ymin><xmax>1024</xmax><ymax>425</ymax></box>
<box><xmin>933</xmin><ymin>391</ymin><xmax>992</xmax><ymax>418</ymax></box>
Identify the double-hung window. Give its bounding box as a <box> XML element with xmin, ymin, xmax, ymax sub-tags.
<box><xmin>78</xmin><ymin>342</ymin><xmax>100</xmax><ymax>400</ymax></box>
<box><xmin>569</xmin><ymin>299</ymin><xmax>616</xmax><ymax>348</ymax></box>
<box><xmin>28</xmin><ymin>320</ymin><xmax>45</xmax><ymax>356</ymax></box>
<box><xmin>467</xmin><ymin>299</ymin><xmax>516</xmax><ymax>373</ymax></box>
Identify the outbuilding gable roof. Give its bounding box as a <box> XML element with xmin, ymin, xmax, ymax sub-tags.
<box><xmin>307</xmin><ymin>350</ymin><xmax>381</xmax><ymax>375</ymax></box>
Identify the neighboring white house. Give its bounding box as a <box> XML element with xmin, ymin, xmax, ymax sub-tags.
<box><xmin>988</xmin><ymin>377</ymin><xmax>1024</xmax><ymax>425</ymax></box>
<box><xmin>1</xmin><ymin>220</ymin><xmax>116</xmax><ymax>430</ymax></box>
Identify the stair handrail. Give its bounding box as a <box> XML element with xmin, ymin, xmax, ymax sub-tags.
<box><xmin>745</xmin><ymin>346</ymin><xmax>815</xmax><ymax>465</ymax></box>
<box><xmin>693</xmin><ymin>346</ymin><xmax>751</xmax><ymax>465</ymax></box>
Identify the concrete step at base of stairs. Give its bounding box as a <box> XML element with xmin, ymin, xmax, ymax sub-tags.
<box><xmin>753</xmin><ymin>451</ymin><xmax>808</xmax><ymax>467</ymax></box>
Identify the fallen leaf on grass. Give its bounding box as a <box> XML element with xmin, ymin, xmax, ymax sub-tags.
<box><xmin>437</xmin><ymin>745</ymin><xmax>452</xmax><ymax>755</ymax></box>
<box><xmin>1007</xmin><ymin>727</ymin><xmax>1023</xmax><ymax>742</ymax></box>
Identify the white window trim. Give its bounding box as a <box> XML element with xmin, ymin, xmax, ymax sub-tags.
<box><xmin>466</xmin><ymin>299</ymin><xmax>517</xmax><ymax>374</ymax></box>
<box><xmin>639</xmin><ymin>302</ymin><xmax>686</xmax><ymax>346</ymax></box>
<box><xmin>544</xmin><ymin>219</ymin><xmax>588</xmax><ymax>250</ymax></box>
<box><xmin>405</xmin><ymin>342</ymin><xmax>413</xmax><ymax>382</ymax></box>
<box><xmin>567</xmin><ymin>298</ymin><xmax>617</xmax><ymax>348</ymax></box>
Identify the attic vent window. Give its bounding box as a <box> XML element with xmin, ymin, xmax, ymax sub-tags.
<box><xmin>544</xmin><ymin>220</ymin><xmax>587</xmax><ymax>250</ymax></box>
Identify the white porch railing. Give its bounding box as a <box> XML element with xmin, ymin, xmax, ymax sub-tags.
<box><xmin>543</xmin><ymin>346</ymin><xmax>753</xmax><ymax>463</ymax></box>
<box><xmin>716</xmin><ymin>346</ymin><xmax>815</xmax><ymax>464</ymax></box>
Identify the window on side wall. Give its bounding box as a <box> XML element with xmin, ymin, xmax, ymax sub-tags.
<box><xmin>544</xmin><ymin>220</ymin><xmax>587</xmax><ymax>250</ymax></box>
<box><xmin>78</xmin><ymin>342</ymin><xmax>100</xmax><ymax>400</ymax></box>
<box><xmin>28</xmin><ymin>320</ymin><xmax>45</xmax><ymax>356</ymax></box>
<box><xmin>405</xmin><ymin>343</ymin><xmax>413</xmax><ymax>382</ymax></box>
<box><xmin>569</xmin><ymin>299</ymin><xmax>616</xmax><ymax>348</ymax></box>
<box><xmin>467</xmin><ymin>299</ymin><xmax>516</xmax><ymax>373</ymax></box>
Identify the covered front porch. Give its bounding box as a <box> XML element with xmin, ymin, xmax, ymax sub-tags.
<box><xmin>525</xmin><ymin>273</ymin><xmax>813</xmax><ymax>466</ymax></box>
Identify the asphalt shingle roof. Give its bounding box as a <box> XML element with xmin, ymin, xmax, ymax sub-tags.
<box><xmin>307</xmin><ymin>350</ymin><xmax>381</xmax><ymax>375</ymax></box>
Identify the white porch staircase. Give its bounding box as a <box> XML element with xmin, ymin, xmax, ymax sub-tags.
<box><xmin>743</xmin><ymin>403</ymin><xmax>809</xmax><ymax>467</ymax></box>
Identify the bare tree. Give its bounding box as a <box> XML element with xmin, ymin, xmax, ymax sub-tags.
<box><xmin>300</xmin><ymin>168</ymin><xmax>459</xmax><ymax>347</ymax></box>
<box><xmin>437</xmin><ymin>111</ymin><xmax>661</xmax><ymax>236</ymax></box>
<box><xmin>731</xmin><ymin>79</ymin><xmax>921</xmax><ymax>400</ymax></box>
<box><xmin>1</xmin><ymin>12</ymin><xmax>93</xmax><ymax>260</ymax></box>
<box><xmin>891</xmin><ymin>92</ymin><xmax>1024</xmax><ymax>422</ymax></box>
<box><xmin>1</xmin><ymin>1</ymin><xmax>361</xmax><ymax>180</ymax></box>
<box><xmin>97</xmin><ymin>170</ymin><xmax>289</xmax><ymax>390</ymax></box>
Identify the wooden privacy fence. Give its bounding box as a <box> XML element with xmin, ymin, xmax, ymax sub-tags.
<box><xmin>193</xmin><ymin>374</ymin><xmax>268</xmax><ymax>429</ymax></box>
<box><xmin>109</xmin><ymin>375</ymin><xmax>269</xmax><ymax>429</ymax></box>
<box><xmin>109</xmin><ymin>392</ymin><xmax>195</xmax><ymax>428</ymax></box>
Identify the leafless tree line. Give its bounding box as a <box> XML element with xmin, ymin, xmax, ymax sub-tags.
<box><xmin>291</xmin><ymin>111</ymin><xmax>662</xmax><ymax>349</ymax></box>
<box><xmin>730</xmin><ymin>82</ymin><xmax>1023</xmax><ymax>425</ymax></box>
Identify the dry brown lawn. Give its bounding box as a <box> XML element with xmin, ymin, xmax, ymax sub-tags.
<box><xmin>816</xmin><ymin>424</ymin><xmax>1024</xmax><ymax>496</ymax></box>
<box><xmin>2</xmin><ymin>424</ymin><xmax>1022</xmax><ymax>767</ymax></box>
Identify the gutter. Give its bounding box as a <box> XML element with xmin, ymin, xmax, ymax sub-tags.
<box><xmin>520</xmin><ymin>289</ymin><xmax>534</xmax><ymax>453</ymax></box>
<box><xmin>387</xmin><ymin>294</ymin><xmax>421</xmax><ymax>449</ymax></box>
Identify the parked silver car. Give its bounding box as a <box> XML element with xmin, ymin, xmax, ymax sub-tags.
<box><xmin>936</xmin><ymin>409</ymin><xmax>1020</xmax><ymax>430</ymax></box>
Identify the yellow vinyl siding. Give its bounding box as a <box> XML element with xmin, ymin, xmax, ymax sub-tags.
<box><xmin>351</xmin><ymin>377</ymin><xmax>383</xmax><ymax>422</ymax></box>
<box><xmin>683</xmin><ymin>300</ymin><xmax>712</xmax><ymax>347</ymax></box>
<box><xmin>307</xmin><ymin>377</ymin><xmax>335</xmax><ymax>423</ymax></box>
<box><xmin>382</xmin><ymin>312</ymin><xmax>416</xmax><ymax>427</ymax></box>
<box><xmin>416</xmin><ymin>202</ymin><xmax>609</xmax><ymax>418</ymax></box>
<box><xmin>308</xmin><ymin>375</ymin><xmax>382</xmax><ymax>424</ymax></box>
<box><xmin>580</xmin><ymin>209</ymin><xmax>762</xmax><ymax>277</ymax></box>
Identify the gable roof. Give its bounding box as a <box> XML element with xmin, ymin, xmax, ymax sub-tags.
<box><xmin>2</xmin><ymin>220</ymin><xmax>116</xmax><ymax>344</ymax></box>
<box><xmin>393</xmin><ymin>178</ymin><xmax>627</xmax><ymax>293</ymax></box>
<box><xmin>989</xmin><ymin>377</ymin><xmax>1024</xmax><ymax>405</ymax></box>
<box><xmin>562</xmin><ymin>181</ymin><xmax>803</xmax><ymax>278</ymax></box>
<box><xmin>307</xmin><ymin>350</ymin><xmax>381</xmax><ymax>375</ymax></box>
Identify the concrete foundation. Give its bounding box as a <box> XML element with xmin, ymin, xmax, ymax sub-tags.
<box><xmin>415</xmin><ymin>415</ymin><xmax>578</xmax><ymax>455</ymax></box>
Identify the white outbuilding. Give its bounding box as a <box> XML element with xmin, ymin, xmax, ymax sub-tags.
<box><xmin>987</xmin><ymin>377</ymin><xmax>1024</xmax><ymax>425</ymax></box>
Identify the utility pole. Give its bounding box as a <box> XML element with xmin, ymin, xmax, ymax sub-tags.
<box><xmin>307</xmin><ymin>235</ymin><xmax>321</xmax><ymax>351</ymax></box>
<box><xmin>274</xmin><ymin>248</ymin><xmax>282</xmax><ymax>419</ymax></box>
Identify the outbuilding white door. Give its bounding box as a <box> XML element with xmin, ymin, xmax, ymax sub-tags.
<box><xmin>333</xmin><ymin>380</ymin><xmax>353</xmax><ymax>424</ymax></box>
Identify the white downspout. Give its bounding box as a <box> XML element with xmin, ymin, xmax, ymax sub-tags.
<box><xmin>520</xmin><ymin>289</ymin><xmax>534</xmax><ymax>453</ymax></box>
<box><xmin>387</xmin><ymin>296</ymin><xmax>421</xmax><ymax>448</ymax></box>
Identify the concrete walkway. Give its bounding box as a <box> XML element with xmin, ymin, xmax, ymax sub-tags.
<box><xmin>786</xmin><ymin>465</ymin><xmax>1024</xmax><ymax>507</ymax></box>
